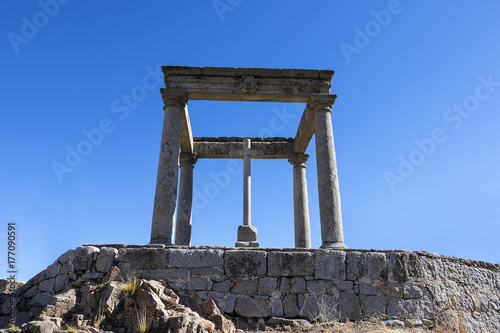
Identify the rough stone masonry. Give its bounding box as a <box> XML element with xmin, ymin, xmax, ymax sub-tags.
<box><xmin>3</xmin><ymin>246</ymin><xmax>499</xmax><ymax>332</ymax></box>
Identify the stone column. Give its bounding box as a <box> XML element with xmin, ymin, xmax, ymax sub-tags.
<box><xmin>310</xmin><ymin>94</ymin><xmax>347</xmax><ymax>249</ymax></box>
<box><xmin>243</xmin><ymin>141</ymin><xmax>251</xmax><ymax>226</ymax></box>
<box><xmin>151</xmin><ymin>92</ymin><xmax>187</xmax><ymax>245</ymax></box>
<box><xmin>236</xmin><ymin>138</ymin><xmax>259</xmax><ymax>247</ymax></box>
<box><xmin>175</xmin><ymin>152</ymin><xmax>197</xmax><ymax>246</ymax></box>
<box><xmin>288</xmin><ymin>153</ymin><xmax>311</xmax><ymax>248</ymax></box>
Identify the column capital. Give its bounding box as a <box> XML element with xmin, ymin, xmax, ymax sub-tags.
<box><xmin>308</xmin><ymin>94</ymin><xmax>337</xmax><ymax>113</ymax></box>
<box><xmin>160</xmin><ymin>89</ymin><xmax>188</xmax><ymax>108</ymax></box>
<box><xmin>179</xmin><ymin>152</ymin><xmax>198</xmax><ymax>166</ymax></box>
<box><xmin>288</xmin><ymin>153</ymin><xmax>309</xmax><ymax>167</ymax></box>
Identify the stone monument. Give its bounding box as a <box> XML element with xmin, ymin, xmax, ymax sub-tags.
<box><xmin>150</xmin><ymin>66</ymin><xmax>346</xmax><ymax>249</ymax></box>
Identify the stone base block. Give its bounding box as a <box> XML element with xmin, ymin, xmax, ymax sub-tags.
<box><xmin>237</xmin><ymin>225</ymin><xmax>258</xmax><ymax>242</ymax></box>
<box><xmin>235</xmin><ymin>241</ymin><xmax>260</xmax><ymax>248</ymax></box>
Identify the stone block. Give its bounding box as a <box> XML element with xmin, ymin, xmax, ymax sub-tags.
<box><xmin>224</xmin><ymin>294</ymin><xmax>237</xmax><ymax>313</ymax></box>
<box><xmin>234</xmin><ymin>296</ymin><xmax>271</xmax><ymax>318</ymax></box>
<box><xmin>283</xmin><ymin>294</ymin><xmax>299</xmax><ymax>317</ymax></box>
<box><xmin>419</xmin><ymin>300</ymin><xmax>434</xmax><ymax>319</ymax></box>
<box><xmin>298</xmin><ymin>293</ymin><xmax>305</xmax><ymax>308</ymax></box>
<box><xmin>81</xmin><ymin>273</ymin><xmax>104</xmax><ymax>281</ymax></box>
<box><xmin>339</xmin><ymin>290</ymin><xmax>362</xmax><ymax>320</ymax></box>
<box><xmin>24</xmin><ymin>286</ymin><xmax>38</xmax><ymax>298</ymax></box>
<box><xmin>23</xmin><ymin>320</ymin><xmax>58</xmax><ymax>333</ymax></box>
<box><xmin>24</xmin><ymin>270</ymin><xmax>46</xmax><ymax>291</ymax></box>
<box><xmin>279</xmin><ymin>277</ymin><xmax>291</xmax><ymax>294</ymax></box>
<box><xmin>101</xmin><ymin>281</ymin><xmax>125</xmax><ymax>316</ymax></box>
<box><xmin>387</xmin><ymin>252</ymin><xmax>407</xmax><ymax>283</ymax></box>
<box><xmin>225</xmin><ymin>250</ymin><xmax>267</xmax><ymax>277</ymax></box>
<box><xmin>291</xmin><ymin>277</ymin><xmax>307</xmax><ymax>294</ymax></box>
<box><xmin>39</xmin><ymin>279</ymin><xmax>55</xmax><ymax>293</ymax></box>
<box><xmin>403</xmin><ymin>283</ymin><xmax>424</xmax><ymax>299</ymax></box>
<box><xmin>270</xmin><ymin>296</ymin><xmax>283</xmax><ymax>317</ymax></box>
<box><xmin>47</xmin><ymin>289</ymin><xmax>77</xmax><ymax>317</ymax></box>
<box><xmin>258</xmin><ymin>277</ymin><xmax>278</xmax><ymax>295</ymax></box>
<box><xmin>307</xmin><ymin>280</ymin><xmax>333</xmax><ymax>295</ymax></box>
<box><xmin>346</xmin><ymin>252</ymin><xmax>366</xmax><ymax>281</ymax></box>
<box><xmin>74</xmin><ymin>246</ymin><xmax>99</xmax><ymax>272</ymax></box>
<box><xmin>96</xmin><ymin>247</ymin><xmax>118</xmax><ymax>273</ymax></box>
<box><xmin>380</xmin><ymin>283</ymin><xmax>403</xmax><ymax>298</ymax></box>
<box><xmin>58</xmin><ymin>262</ymin><xmax>73</xmax><ymax>275</ymax></box>
<box><xmin>54</xmin><ymin>275</ymin><xmax>69</xmax><ymax>293</ymax></box>
<box><xmin>268</xmin><ymin>252</ymin><xmax>314</xmax><ymax>277</ymax></box>
<box><xmin>189</xmin><ymin>266</ymin><xmax>224</xmax><ymax>275</ymax></box>
<box><xmin>118</xmin><ymin>248</ymin><xmax>167</xmax><ymax>270</ymax></box>
<box><xmin>365</xmin><ymin>252</ymin><xmax>387</xmax><ymax>282</ymax></box>
<box><xmin>212</xmin><ymin>280</ymin><xmax>231</xmax><ymax>292</ymax></box>
<box><xmin>336</xmin><ymin>281</ymin><xmax>353</xmax><ymax>291</ymax></box>
<box><xmin>194</xmin><ymin>291</ymin><xmax>225</xmax><ymax>302</ymax></box>
<box><xmin>237</xmin><ymin>225</ymin><xmax>258</xmax><ymax>241</ymax></box>
<box><xmin>299</xmin><ymin>295</ymin><xmax>318</xmax><ymax>319</ymax></box>
<box><xmin>46</xmin><ymin>262</ymin><xmax>59</xmax><ymax>279</ymax></box>
<box><xmin>141</xmin><ymin>268</ymin><xmax>189</xmax><ymax>282</ymax></box>
<box><xmin>168</xmin><ymin>249</ymin><xmax>223</xmax><ymax>268</ymax></box>
<box><xmin>359</xmin><ymin>282</ymin><xmax>381</xmax><ymax>295</ymax></box>
<box><xmin>231</xmin><ymin>280</ymin><xmax>258</xmax><ymax>296</ymax></box>
<box><xmin>30</xmin><ymin>292</ymin><xmax>52</xmax><ymax>306</ymax></box>
<box><xmin>364</xmin><ymin>295</ymin><xmax>387</xmax><ymax>317</ymax></box>
<box><xmin>186</xmin><ymin>277</ymin><xmax>209</xmax><ymax>291</ymax></box>
<box><xmin>403</xmin><ymin>253</ymin><xmax>425</xmax><ymax>280</ymax></box>
<box><xmin>386</xmin><ymin>297</ymin><xmax>418</xmax><ymax>318</ymax></box>
<box><xmin>57</xmin><ymin>249</ymin><xmax>74</xmax><ymax>265</ymax></box>
<box><xmin>315</xmin><ymin>250</ymin><xmax>346</xmax><ymax>281</ymax></box>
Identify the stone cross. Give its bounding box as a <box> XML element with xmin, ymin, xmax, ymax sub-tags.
<box><xmin>235</xmin><ymin>138</ymin><xmax>261</xmax><ymax>247</ymax></box>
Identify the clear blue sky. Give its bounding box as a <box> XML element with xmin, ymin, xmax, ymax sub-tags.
<box><xmin>1</xmin><ymin>1</ymin><xmax>499</xmax><ymax>282</ymax></box>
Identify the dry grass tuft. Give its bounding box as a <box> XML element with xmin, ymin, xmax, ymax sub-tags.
<box><xmin>136</xmin><ymin>302</ymin><xmax>148</xmax><ymax>333</ymax></box>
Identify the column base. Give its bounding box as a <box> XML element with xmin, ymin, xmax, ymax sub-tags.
<box><xmin>320</xmin><ymin>242</ymin><xmax>348</xmax><ymax>249</ymax></box>
<box><xmin>150</xmin><ymin>239</ymin><xmax>174</xmax><ymax>245</ymax></box>
<box><xmin>235</xmin><ymin>241</ymin><xmax>260</xmax><ymax>248</ymax></box>
<box><xmin>236</xmin><ymin>225</ymin><xmax>259</xmax><ymax>247</ymax></box>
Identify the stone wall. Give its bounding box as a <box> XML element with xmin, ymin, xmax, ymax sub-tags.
<box><xmin>4</xmin><ymin>245</ymin><xmax>500</xmax><ymax>332</ymax></box>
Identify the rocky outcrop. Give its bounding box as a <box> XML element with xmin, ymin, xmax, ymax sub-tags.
<box><xmin>1</xmin><ymin>245</ymin><xmax>499</xmax><ymax>332</ymax></box>
<box><xmin>1</xmin><ymin>264</ymin><xmax>234</xmax><ymax>333</ymax></box>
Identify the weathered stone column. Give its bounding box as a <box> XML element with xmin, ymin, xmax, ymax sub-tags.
<box><xmin>243</xmin><ymin>139</ymin><xmax>251</xmax><ymax>226</ymax></box>
<box><xmin>175</xmin><ymin>152</ymin><xmax>197</xmax><ymax>246</ymax></box>
<box><xmin>151</xmin><ymin>92</ymin><xmax>187</xmax><ymax>245</ymax></box>
<box><xmin>236</xmin><ymin>138</ymin><xmax>259</xmax><ymax>247</ymax></box>
<box><xmin>310</xmin><ymin>94</ymin><xmax>347</xmax><ymax>249</ymax></box>
<box><xmin>288</xmin><ymin>153</ymin><xmax>311</xmax><ymax>248</ymax></box>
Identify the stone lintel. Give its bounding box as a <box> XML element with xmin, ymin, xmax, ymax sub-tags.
<box><xmin>294</xmin><ymin>106</ymin><xmax>314</xmax><ymax>154</ymax></box>
<box><xmin>193</xmin><ymin>140</ymin><xmax>293</xmax><ymax>159</ymax></box>
<box><xmin>180</xmin><ymin>105</ymin><xmax>193</xmax><ymax>153</ymax></box>
<box><xmin>161</xmin><ymin>66</ymin><xmax>334</xmax><ymax>103</ymax></box>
